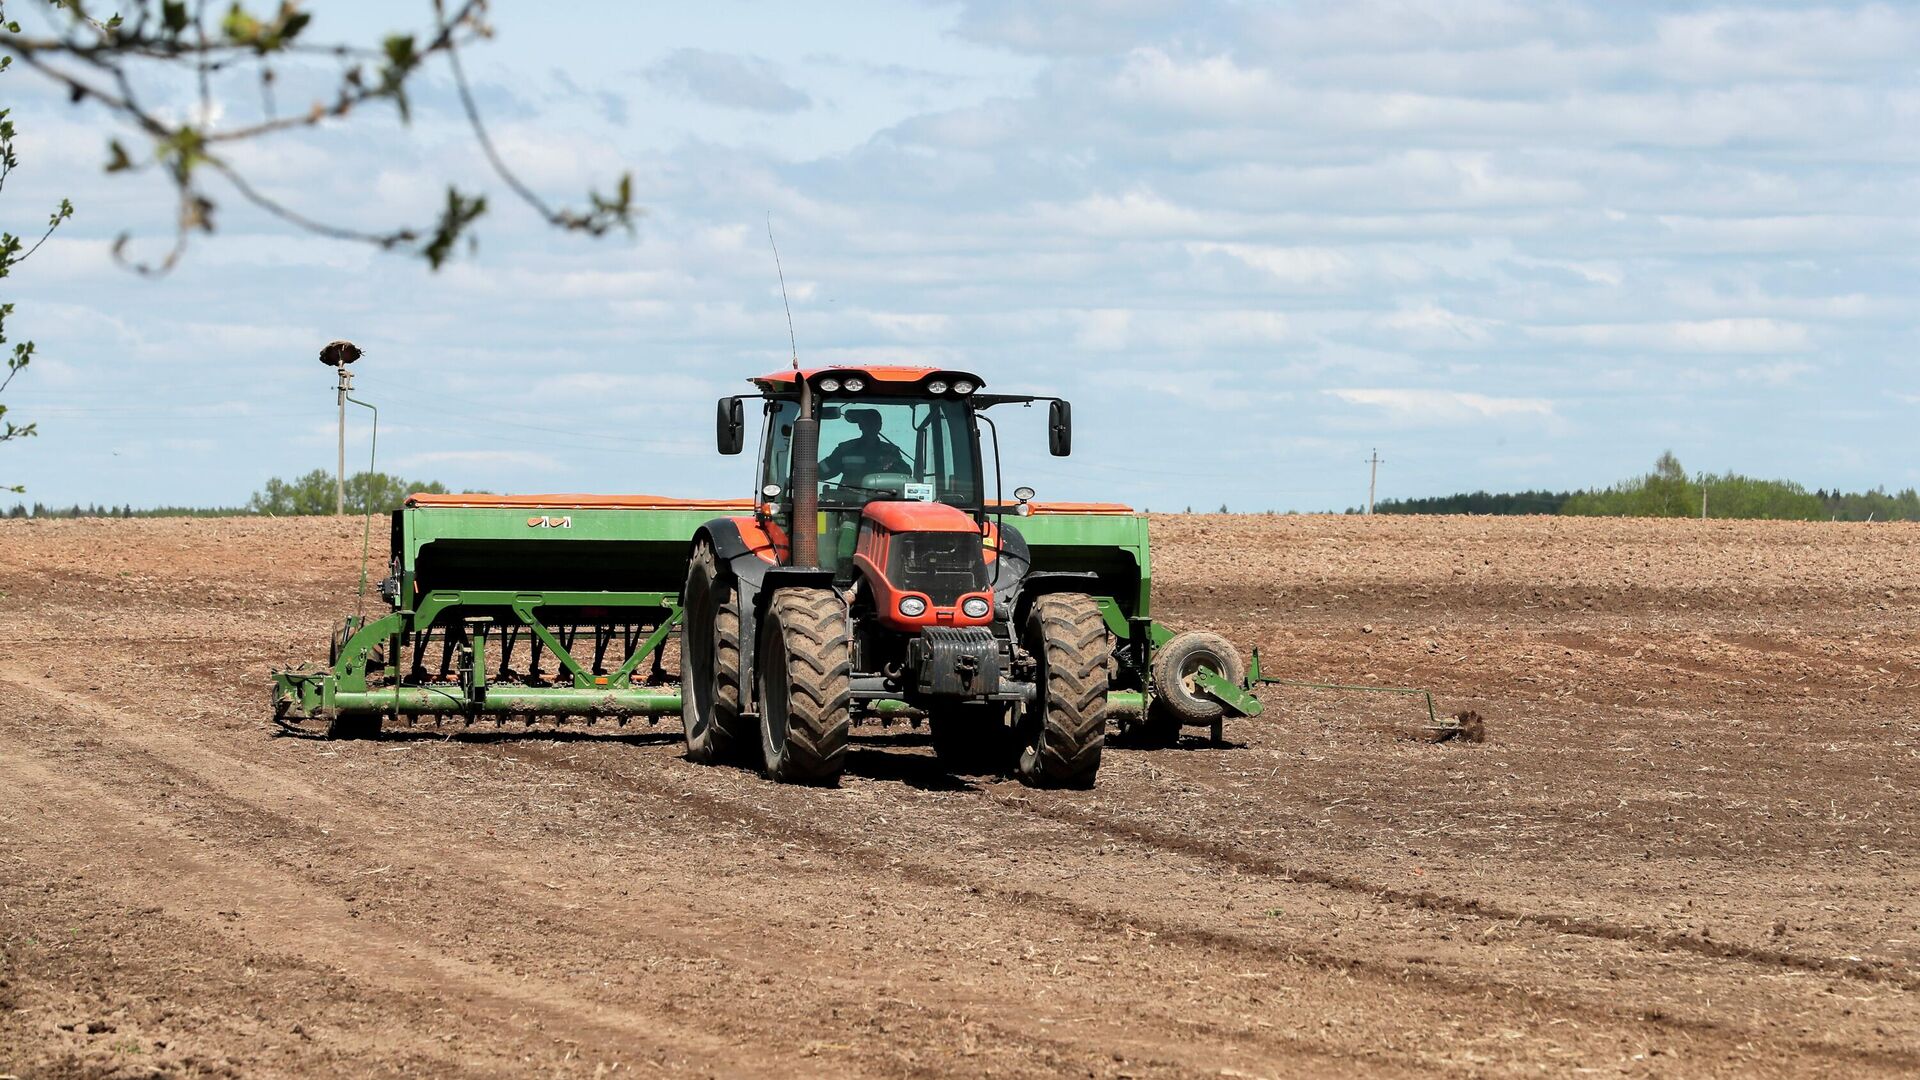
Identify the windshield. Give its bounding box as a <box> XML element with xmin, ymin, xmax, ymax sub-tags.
<box><xmin>763</xmin><ymin>396</ymin><xmax>981</xmax><ymax>509</ymax></box>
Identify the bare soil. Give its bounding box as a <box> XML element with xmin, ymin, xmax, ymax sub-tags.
<box><xmin>1</xmin><ymin>514</ymin><xmax>1916</xmax><ymax>1078</ymax></box>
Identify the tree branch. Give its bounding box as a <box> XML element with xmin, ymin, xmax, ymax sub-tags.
<box><xmin>0</xmin><ymin>0</ymin><xmax>639</xmax><ymax>272</ymax></box>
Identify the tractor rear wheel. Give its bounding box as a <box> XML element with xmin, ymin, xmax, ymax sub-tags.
<box><xmin>757</xmin><ymin>588</ymin><xmax>852</xmax><ymax>785</ymax></box>
<box><xmin>1016</xmin><ymin>593</ymin><xmax>1108</xmax><ymax>789</ymax></box>
<box><xmin>1149</xmin><ymin>630</ymin><xmax>1246</xmax><ymax>730</ymax></box>
<box><xmin>930</xmin><ymin>702</ymin><xmax>1012</xmax><ymax>775</ymax></box>
<box><xmin>681</xmin><ymin>541</ymin><xmax>748</xmax><ymax>764</ymax></box>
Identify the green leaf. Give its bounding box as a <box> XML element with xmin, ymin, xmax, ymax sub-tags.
<box><xmin>377</xmin><ymin>33</ymin><xmax>420</xmax><ymax>122</ymax></box>
<box><xmin>221</xmin><ymin>3</ymin><xmax>262</xmax><ymax>44</ymax></box>
<box><xmin>420</xmin><ymin>187</ymin><xmax>486</xmax><ymax>269</ymax></box>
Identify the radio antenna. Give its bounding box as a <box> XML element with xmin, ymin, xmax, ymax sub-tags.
<box><xmin>768</xmin><ymin>213</ymin><xmax>800</xmax><ymax>371</ymax></box>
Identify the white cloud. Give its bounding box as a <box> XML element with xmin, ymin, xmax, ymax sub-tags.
<box><xmin>1327</xmin><ymin>388</ymin><xmax>1555</xmax><ymax>424</ymax></box>
<box><xmin>1532</xmin><ymin>319</ymin><xmax>1811</xmax><ymax>353</ymax></box>
<box><xmin>397</xmin><ymin>450</ymin><xmax>563</xmax><ymax>471</ymax></box>
<box><xmin>643</xmin><ymin>49</ymin><xmax>812</xmax><ymax>113</ymax></box>
<box><xmin>1379</xmin><ymin>304</ymin><xmax>1500</xmax><ymax>349</ymax></box>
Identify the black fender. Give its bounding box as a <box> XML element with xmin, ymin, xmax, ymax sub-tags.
<box><xmin>691</xmin><ymin>518</ymin><xmax>836</xmax><ymax>716</ymax></box>
<box><xmin>988</xmin><ymin>521</ymin><xmax>1034</xmax><ymax>614</ymax></box>
<box><xmin>1011</xmin><ymin>570</ymin><xmax>1102</xmax><ymax>626</ymax></box>
<box><xmin>693</xmin><ymin>517</ymin><xmax>778</xmax><ymax>592</ymax></box>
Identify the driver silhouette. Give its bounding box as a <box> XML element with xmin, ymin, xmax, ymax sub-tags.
<box><xmin>821</xmin><ymin>408</ymin><xmax>909</xmax><ymax>485</ymax></box>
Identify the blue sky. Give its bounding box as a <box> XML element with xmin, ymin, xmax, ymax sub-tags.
<box><xmin>4</xmin><ymin>0</ymin><xmax>1918</xmax><ymax>510</ymax></box>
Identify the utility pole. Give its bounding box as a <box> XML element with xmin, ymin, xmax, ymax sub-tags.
<box><xmin>336</xmin><ymin>364</ymin><xmax>350</xmax><ymax>515</ymax></box>
<box><xmin>318</xmin><ymin>341</ymin><xmax>364</xmax><ymax>516</ymax></box>
<box><xmin>1365</xmin><ymin>448</ymin><xmax>1383</xmax><ymax>515</ymax></box>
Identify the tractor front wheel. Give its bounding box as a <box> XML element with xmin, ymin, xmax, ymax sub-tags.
<box><xmin>681</xmin><ymin>541</ymin><xmax>748</xmax><ymax>764</ymax></box>
<box><xmin>757</xmin><ymin>588</ymin><xmax>852</xmax><ymax>785</ymax></box>
<box><xmin>1016</xmin><ymin>593</ymin><xmax>1109</xmax><ymax>789</ymax></box>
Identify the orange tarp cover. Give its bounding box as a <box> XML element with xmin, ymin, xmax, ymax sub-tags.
<box><xmin>406</xmin><ymin>493</ymin><xmax>754</xmax><ymax>511</ymax></box>
<box><xmin>995</xmin><ymin>501</ymin><xmax>1138</xmax><ymax>515</ymax></box>
<box><xmin>406</xmin><ymin>493</ymin><xmax>1137</xmax><ymax>515</ymax></box>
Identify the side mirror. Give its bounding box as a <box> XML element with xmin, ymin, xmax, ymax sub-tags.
<box><xmin>716</xmin><ymin>396</ymin><xmax>746</xmax><ymax>455</ymax></box>
<box><xmin>1047</xmin><ymin>399</ymin><xmax>1072</xmax><ymax>457</ymax></box>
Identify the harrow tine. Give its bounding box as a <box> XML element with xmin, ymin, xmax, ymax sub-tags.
<box><xmin>592</xmin><ymin>625</ymin><xmax>611</xmax><ymax>676</ymax></box>
<box><xmin>408</xmin><ymin>631</ymin><xmax>429</xmax><ymax>682</ymax></box>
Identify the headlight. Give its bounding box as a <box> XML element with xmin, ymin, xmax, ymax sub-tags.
<box><xmin>843</xmin><ymin>376</ymin><xmax>865</xmax><ymax>392</ymax></box>
<box><xmin>926</xmin><ymin>380</ymin><xmax>949</xmax><ymax>395</ymax></box>
<box><xmin>961</xmin><ymin>597</ymin><xmax>990</xmax><ymax>618</ymax></box>
<box><xmin>898</xmin><ymin>596</ymin><xmax>927</xmax><ymax>617</ymax></box>
<box><xmin>818</xmin><ymin>377</ymin><xmax>841</xmax><ymax>392</ymax></box>
<box><xmin>953</xmin><ymin>379</ymin><xmax>975</xmax><ymax>395</ymax></box>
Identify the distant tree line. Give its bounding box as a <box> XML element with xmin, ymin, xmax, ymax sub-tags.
<box><xmin>6</xmin><ymin>469</ymin><xmax>463</xmax><ymax>518</ymax></box>
<box><xmin>1358</xmin><ymin>452</ymin><xmax>1920</xmax><ymax>521</ymax></box>
<box><xmin>247</xmin><ymin>469</ymin><xmax>454</xmax><ymax>516</ymax></box>
<box><xmin>1370</xmin><ymin>490</ymin><xmax>1573</xmax><ymax>516</ymax></box>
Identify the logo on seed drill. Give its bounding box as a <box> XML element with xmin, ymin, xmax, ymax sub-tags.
<box><xmin>526</xmin><ymin>515</ymin><xmax>573</xmax><ymax>529</ymax></box>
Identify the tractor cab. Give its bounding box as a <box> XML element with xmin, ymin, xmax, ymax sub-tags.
<box><xmin>718</xmin><ymin>367</ymin><xmax>1070</xmax><ymax>608</ymax></box>
<box><xmin>752</xmin><ymin>369</ymin><xmax>987</xmax><ymax>579</ymax></box>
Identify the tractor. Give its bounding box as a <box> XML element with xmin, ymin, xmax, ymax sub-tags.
<box><xmin>681</xmin><ymin>365</ymin><xmax>1113</xmax><ymax>787</ymax></box>
<box><xmin>270</xmin><ymin>365</ymin><xmax>1264</xmax><ymax>788</ymax></box>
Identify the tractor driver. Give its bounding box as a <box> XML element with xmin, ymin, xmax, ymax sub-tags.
<box><xmin>821</xmin><ymin>408</ymin><xmax>911</xmax><ymax>488</ymax></box>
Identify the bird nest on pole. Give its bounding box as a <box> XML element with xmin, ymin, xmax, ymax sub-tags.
<box><xmin>319</xmin><ymin>340</ymin><xmax>363</xmax><ymax>367</ymax></box>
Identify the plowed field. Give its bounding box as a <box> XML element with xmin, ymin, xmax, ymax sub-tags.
<box><xmin>2</xmin><ymin>514</ymin><xmax>1916</xmax><ymax>1078</ymax></box>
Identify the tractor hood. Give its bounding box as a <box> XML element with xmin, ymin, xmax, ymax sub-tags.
<box><xmin>860</xmin><ymin>500</ymin><xmax>979</xmax><ymax>534</ymax></box>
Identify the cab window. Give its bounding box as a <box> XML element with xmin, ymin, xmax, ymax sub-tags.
<box><xmin>762</xmin><ymin>396</ymin><xmax>979</xmax><ymax>508</ymax></box>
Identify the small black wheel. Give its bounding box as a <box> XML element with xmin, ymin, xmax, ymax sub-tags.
<box><xmin>1150</xmin><ymin>631</ymin><xmax>1246</xmax><ymax>727</ymax></box>
<box><xmin>681</xmin><ymin>541</ymin><xmax>749</xmax><ymax>764</ymax></box>
<box><xmin>930</xmin><ymin>702</ymin><xmax>1012</xmax><ymax>775</ymax></box>
<box><xmin>757</xmin><ymin>588</ymin><xmax>852</xmax><ymax>785</ymax></box>
<box><xmin>1016</xmin><ymin>593</ymin><xmax>1109</xmax><ymax>789</ymax></box>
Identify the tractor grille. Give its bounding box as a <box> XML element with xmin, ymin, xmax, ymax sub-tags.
<box><xmin>889</xmin><ymin>532</ymin><xmax>988</xmax><ymax>605</ymax></box>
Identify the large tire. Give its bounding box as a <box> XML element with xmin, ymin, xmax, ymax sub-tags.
<box><xmin>1016</xmin><ymin>593</ymin><xmax>1108</xmax><ymax>789</ymax></box>
<box><xmin>1150</xmin><ymin>630</ymin><xmax>1247</xmax><ymax>727</ymax></box>
<box><xmin>681</xmin><ymin>541</ymin><xmax>748</xmax><ymax>764</ymax></box>
<box><xmin>757</xmin><ymin>588</ymin><xmax>852</xmax><ymax>784</ymax></box>
<box><xmin>930</xmin><ymin>702</ymin><xmax>1012</xmax><ymax>776</ymax></box>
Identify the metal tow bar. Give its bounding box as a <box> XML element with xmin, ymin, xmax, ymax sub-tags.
<box><xmin>1197</xmin><ymin>649</ymin><xmax>1463</xmax><ymax>737</ymax></box>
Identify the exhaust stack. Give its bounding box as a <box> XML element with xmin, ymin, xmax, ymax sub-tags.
<box><xmin>788</xmin><ymin>378</ymin><xmax>821</xmax><ymax>567</ymax></box>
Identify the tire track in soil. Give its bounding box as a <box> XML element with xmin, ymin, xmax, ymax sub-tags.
<box><xmin>999</xmin><ymin>757</ymin><xmax>1920</xmax><ymax>991</ymax></box>
<box><xmin>1543</xmin><ymin>631</ymin><xmax>1897</xmax><ymax>693</ymax></box>
<box><xmin>0</xmin><ymin>753</ymin><xmax>802</xmax><ymax>1080</ymax></box>
<box><xmin>0</xmin><ymin>672</ymin><xmax>1408</xmax><ymax>1079</ymax></box>
<box><xmin>499</xmin><ymin>741</ymin><xmax>1920</xmax><ymax>1075</ymax></box>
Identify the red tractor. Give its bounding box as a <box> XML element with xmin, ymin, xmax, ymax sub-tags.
<box><xmin>680</xmin><ymin>365</ymin><xmax>1109</xmax><ymax>787</ymax></box>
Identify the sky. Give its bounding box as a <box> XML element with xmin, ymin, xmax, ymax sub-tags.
<box><xmin>4</xmin><ymin>0</ymin><xmax>1918</xmax><ymax>511</ymax></box>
